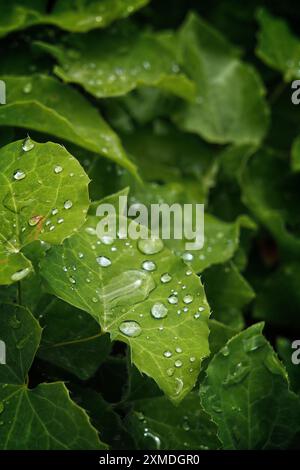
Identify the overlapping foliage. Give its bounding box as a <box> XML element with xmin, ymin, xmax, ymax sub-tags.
<box><xmin>0</xmin><ymin>0</ymin><xmax>300</xmax><ymax>450</ymax></box>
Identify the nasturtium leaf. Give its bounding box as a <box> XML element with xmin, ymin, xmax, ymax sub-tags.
<box><xmin>256</xmin><ymin>8</ymin><xmax>300</xmax><ymax>81</ymax></box>
<box><xmin>126</xmin><ymin>393</ymin><xmax>220</xmax><ymax>450</ymax></box>
<box><xmin>35</xmin><ymin>28</ymin><xmax>196</xmax><ymax>100</ymax></box>
<box><xmin>173</xmin><ymin>13</ymin><xmax>269</xmax><ymax>145</ymax></box>
<box><xmin>0</xmin><ymin>303</ymin><xmax>105</xmax><ymax>449</ymax></box>
<box><xmin>253</xmin><ymin>263</ymin><xmax>300</xmax><ymax>328</ymax></box>
<box><xmin>0</xmin><ymin>75</ymin><xmax>136</xmax><ymax>173</ymax></box>
<box><xmin>203</xmin><ymin>262</ymin><xmax>254</xmax><ymax>330</ymax></box>
<box><xmin>0</xmin><ymin>0</ymin><xmax>149</xmax><ymax>37</ymax></box>
<box><xmin>0</xmin><ymin>139</ymin><xmax>89</xmax><ymax>285</ymax></box>
<box><xmin>242</xmin><ymin>148</ymin><xmax>300</xmax><ymax>256</ymax></box>
<box><xmin>40</xmin><ymin>213</ymin><xmax>211</xmax><ymax>403</ymax></box>
<box><xmin>38</xmin><ymin>298</ymin><xmax>111</xmax><ymax>380</ymax></box>
<box><xmin>201</xmin><ymin>323</ymin><xmax>300</xmax><ymax>449</ymax></box>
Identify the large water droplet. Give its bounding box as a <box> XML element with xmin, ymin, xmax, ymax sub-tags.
<box><xmin>101</xmin><ymin>270</ymin><xmax>155</xmax><ymax>307</ymax></box>
<box><xmin>143</xmin><ymin>430</ymin><xmax>161</xmax><ymax>449</ymax></box>
<box><xmin>13</xmin><ymin>170</ymin><xmax>26</xmax><ymax>181</ymax></box>
<box><xmin>160</xmin><ymin>272</ymin><xmax>172</xmax><ymax>284</ymax></box>
<box><xmin>119</xmin><ymin>320</ymin><xmax>142</xmax><ymax>337</ymax></box>
<box><xmin>138</xmin><ymin>237</ymin><xmax>164</xmax><ymax>255</ymax></box>
<box><xmin>223</xmin><ymin>362</ymin><xmax>250</xmax><ymax>386</ymax></box>
<box><xmin>142</xmin><ymin>260</ymin><xmax>156</xmax><ymax>271</ymax></box>
<box><xmin>96</xmin><ymin>256</ymin><xmax>112</xmax><ymax>267</ymax></box>
<box><xmin>100</xmin><ymin>235</ymin><xmax>114</xmax><ymax>245</ymax></box>
<box><xmin>167</xmin><ymin>367</ymin><xmax>174</xmax><ymax>377</ymax></box>
<box><xmin>151</xmin><ymin>302</ymin><xmax>168</xmax><ymax>319</ymax></box>
<box><xmin>11</xmin><ymin>267</ymin><xmax>31</xmax><ymax>282</ymax></box>
<box><xmin>64</xmin><ymin>200</ymin><xmax>73</xmax><ymax>210</ymax></box>
<box><xmin>22</xmin><ymin>136</ymin><xmax>34</xmax><ymax>152</ymax></box>
<box><xmin>175</xmin><ymin>360</ymin><xmax>183</xmax><ymax>368</ymax></box>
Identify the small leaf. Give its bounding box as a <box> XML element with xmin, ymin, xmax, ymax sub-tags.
<box><xmin>201</xmin><ymin>323</ymin><xmax>300</xmax><ymax>449</ymax></box>
<box><xmin>0</xmin><ymin>75</ymin><xmax>136</xmax><ymax>173</ymax></box>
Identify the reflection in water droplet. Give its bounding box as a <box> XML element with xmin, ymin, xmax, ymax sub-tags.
<box><xmin>183</xmin><ymin>294</ymin><xmax>193</xmax><ymax>304</ymax></box>
<box><xmin>11</xmin><ymin>268</ymin><xmax>31</xmax><ymax>282</ymax></box>
<box><xmin>221</xmin><ymin>346</ymin><xmax>229</xmax><ymax>356</ymax></box>
<box><xmin>85</xmin><ymin>227</ymin><xmax>97</xmax><ymax>235</ymax></box>
<box><xmin>168</xmin><ymin>294</ymin><xmax>178</xmax><ymax>305</ymax></box>
<box><xmin>28</xmin><ymin>215</ymin><xmax>43</xmax><ymax>227</ymax></box>
<box><xmin>142</xmin><ymin>260</ymin><xmax>156</xmax><ymax>272</ymax></box>
<box><xmin>119</xmin><ymin>320</ymin><xmax>142</xmax><ymax>337</ymax></box>
<box><xmin>175</xmin><ymin>360</ymin><xmax>183</xmax><ymax>368</ymax></box>
<box><xmin>138</xmin><ymin>237</ymin><xmax>164</xmax><ymax>255</ymax></box>
<box><xmin>96</xmin><ymin>256</ymin><xmax>112</xmax><ymax>267</ymax></box>
<box><xmin>182</xmin><ymin>252</ymin><xmax>194</xmax><ymax>262</ymax></box>
<box><xmin>69</xmin><ymin>277</ymin><xmax>76</xmax><ymax>284</ymax></box>
<box><xmin>164</xmin><ymin>350</ymin><xmax>172</xmax><ymax>358</ymax></box>
<box><xmin>151</xmin><ymin>303</ymin><xmax>168</xmax><ymax>319</ymax></box>
<box><xmin>57</xmin><ymin>218</ymin><xmax>64</xmax><ymax>224</ymax></box>
<box><xmin>143</xmin><ymin>430</ymin><xmax>161</xmax><ymax>449</ymax></box>
<box><xmin>174</xmin><ymin>378</ymin><xmax>184</xmax><ymax>395</ymax></box>
<box><xmin>54</xmin><ymin>165</ymin><xmax>63</xmax><ymax>174</ymax></box>
<box><xmin>23</xmin><ymin>82</ymin><xmax>32</xmax><ymax>94</ymax></box>
<box><xmin>167</xmin><ymin>367</ymin><xmax>174</xmax><ymax>377</ymax></box>
<box><xmin>100</xmin><ymin>235</ymin><xmax>114</xmax><ymax>245</ymax></box>
<box><xmin>13</xmin><ymin>170</ymin><xmax>26</xmax><ymax>181</ymax></box>
<box><xmin>22</xmin><ymin>136</ymin><xmax>34</xmax><ymax>152</ymax></box>
<box><xmin>175</xmin><ymin>347</ymin><xmax>182</xmax><ymax>353</ymax></box>
<box><xmin>51</xmin><ymin>208</ymin><xmax>58</xmax><ymax>216</ymax></box>
<box><xmin>64</xmin><ymin>200</ymin><xmax>73</xmax><ymax>210</ymax></box>
<box><xmin>160</xmin><ymin>272</ymin><xmax>172</xmax><ymax>284</ymax></box>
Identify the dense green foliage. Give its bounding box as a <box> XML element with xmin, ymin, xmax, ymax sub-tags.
<box><xmin>0</xmin><ymin>0</ymin><xmax>300</xmax><ymax>450</ymax></box>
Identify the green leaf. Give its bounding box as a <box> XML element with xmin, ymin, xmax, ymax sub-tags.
<box><xmin>167</xmin><ymin>214</ymin><xmax>254</xmax><ymax>274</ymax></box>
<box><xmin>203</xmin><ymin>262</ymin><xmax>254</xmax><ymax>330</ymax></box>
<box><xmin>0</xmin><ymin>75</ymin><xmax>136</xmax><ymax>174</ymax></box>
<box><xmin>0</xmin><ymin>303</ymin><xmax>105</xmax><ymax>449</ymax></box>
<box><xmin>256</xmin><ymin>8</ymin><xmax>300</xmax><ymax>81</ymax></box>
<box><xmin>241</xmin><ymin>149</ymin><xmax>300</xmax><ymax>256</ymax></box>
<box><xmin>126</xmin><ymin>393</ymin><xmax>220</xmax><ymax>450</ymax></box>
<box><xmin>201</xmin><ymin>323</ymin><xmax>300</xmax><ymax>449</ymax></box>
<box><xmin>37</xmin><ymin>298</ymin><xmax>111</xmax><ymax>380</ymax></box>
<box><xmin>35</xmin><ymin>28</ymin><xmax>196</xmax><ymax>100</ymax></box>
<box><xmin>173</xmin><ymin>13</ymin><xmax>269</xmax><ymax>145</ymax></box>
<box><xmin>0</xmin><ymin>139</ymin><xmax>89</xmax><ymax>285</ymax></box>
<box><xmin>40</xmin><ymin>213</ymin><xmax>211</xmax><ymax>403</ymax></box>
<box><xmin>0</xmin><ymin>0</ymin><xmax>149</xmax><ymax>37</ymax></box>
<box><xmin>291</xmin><ymin>134</ymin><xmax>300</xmax><ymax>171</ymax></box>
